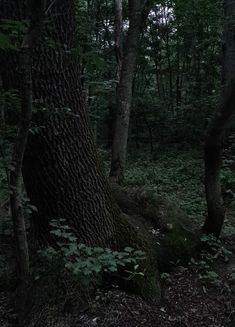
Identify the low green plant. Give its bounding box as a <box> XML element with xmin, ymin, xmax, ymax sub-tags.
<box><xmin>123</xmin><ymin>148</ymin><xmax>206</xmax><ymax>229</ymax></box>
<box><xmin>38</xmin><ymin>219</ymin><xmax>146</xmax><ymax>285</ymax></box>
<box><xmin>189</xmin><ymin>234</ymin><xmax>232</xmax><ymax>287</ymax></box>
<box><xmin>117</xmin><ymin>147</ymin><xmax>235</xmax><ymax>238</ymax></box>
<box><xmin>229</xmin><ymin>271</ymin><xmax>235</xmax><ymax>284</ymax></box>
<box><xmin>200</xmin><ymin>234</ymin><xmax>232</xmax><ymax>263</ymax></box>
<box><xmin>201</xmin><ymin>270</ymin><xmax>221</xmax><ymax>286</ymax></box>
<box><xmin>221</xmin><ymin>162</ymin><xmax>235</xmax><ymax>204</ymax></box>
<box><xmin>160</xmin><ymin>272</ymin><xmax>172</xmax><ymax>285</ymax></box>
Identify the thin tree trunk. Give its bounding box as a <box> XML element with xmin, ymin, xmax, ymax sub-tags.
<box><xmin>176</xmin><ymin>35</ymin><xmax>182</xmax><ymax>108</ymax></box>
<box><xmin>204</xmin><ymin>78</ymin><xmax>235</xmax><ymax>237</ymax></box>
<box><xmin>9</xmin><ymin>1</ymin><xmax>44</xmax><ymax>325</ymax></box>
<box><xmin>203</xmin><ymin>0</ymin><xmax>235</xmax><ymax>237</ymax></box>
<box><xmin>106</xmin><ymin>0</ymin><xmax>123</xmax><ymax>149</ymax></box>
<box><xmin>165</xmin><ymin>16</ymin><xmax>173</xmax><ymax>111</ymax></box>
<box><xmin>114</xmin><ymin>0</ymin><xmax>123</xmax><ymax>83</ymax></box>
<box><xmin>110</xmin><ymin>0</ymin><xmax>149</xmax><ymax>183</ymax></box>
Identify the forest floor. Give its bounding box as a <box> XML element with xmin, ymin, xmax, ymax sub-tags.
<box><xmin>0</xmin><ymin>147</ymin><xmax>235</xmax><ymax>326</ymax></box>
<box><xmin>0</xmin><ymin>236</ymin><xmax>234</xmax><ymax>327</ymax></box>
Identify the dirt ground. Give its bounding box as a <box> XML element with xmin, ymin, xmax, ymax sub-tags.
<box><xmin>74</xmin><ymin>267</ymin><xmax>234</xmax><ymax>327</ymax></box>
<box><xmin>0</xmin><ymin>250</ymin><xmax>234</xmax><ymax>327</ymax></box>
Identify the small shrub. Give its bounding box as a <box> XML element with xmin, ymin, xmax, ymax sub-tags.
<box><xmin>38</xmin><ymin>219</ymin><xmax>146</xmax><ymax>286</ymax></box>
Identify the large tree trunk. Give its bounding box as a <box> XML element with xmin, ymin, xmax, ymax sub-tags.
<box><xmin>110</xmin><ymin>0</ymin><xmax>149</xmax><ymax>183</ymax></box>
<box><xmin>22</xmin><ymin>0</ymin><xmax>118</xmax><ymax>247</ymax></box>
<box><xmin>0</xmin><ymin>0</ymin><xmax>119</xmax><ymax>246</ymax></box>
<box><xmin>0</xmin><ymin>0</ymin><xmax>160</xmax><ymax>300</ymax></box>
<box><xmin>203</xmin><ymin>0</ymin><xmax>235</xmax><ymax>237</ymax></box>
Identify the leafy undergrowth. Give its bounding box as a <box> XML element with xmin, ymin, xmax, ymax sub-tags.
<box><xmin>1</xmin><ymin>146</ymin><xmax>235</xmax><ymax>326</ymax></box>
<box><xmin>123</xmin><ymin>146</ymin><xmax>235</xmax><ymax>238</ymax></box>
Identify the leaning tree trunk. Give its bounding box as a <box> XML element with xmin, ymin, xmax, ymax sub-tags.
<box><xmin>0</xmin><ymin>0</ymin><xmax>121</xmax><ymax>247</ymax></box>
<box><xmin>23</xmin><ymin>0</ymin><xmax>119</xmax><ymax>247</ymax></box>
<box><xmin>204</xmin><ymin>79</ymin><xmax>235</xmax><ymax>237</ymax></box>
<box><xmin>0</xmin><ymin>0</ymin><xmax>160</xmax><ymax>300</ymax></box>
<box><xmin>110</xmin><ymin>0</ymin><xmax>148</xmax><ymax>183</ymax></box>
<box><xmin>203</xmin><ymin>0</ymin><xmax>235</xmax><ymax>237</ymax></box>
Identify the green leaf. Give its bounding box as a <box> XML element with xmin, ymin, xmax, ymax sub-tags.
<box><xmin>0</xmin><ymin>32</ymin><xmax>15</xmax><ymax>50</ymax></box>
<box><xmin>51</xmin><ymin>230</ymin><xmax>62</xmax><ymax>237</ymax></box>
<box><xmin>93</xmin><ymin>247</ymin><xmax>105</xmax><ymax>254</ymax></box>
<box><xmin>92</xmin><ymin>264</ymin><xmax>102</xmax><ymax>273</ymax></box>
<box><xmin>108</xmin><ymin>266</ymin><xmax>117</xmax><ymax>272</ymax></box>
<box><xmin>133</xmin><ymin>250</ymin><xmax>146</xmax><ymax>257</ymax></box>
<box><xmin>124</xmin><ymin>247</ymin><xmax>134</xmax><ymax>253</ymax></box>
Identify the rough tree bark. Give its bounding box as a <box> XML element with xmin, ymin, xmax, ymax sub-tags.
<box><xmin>110</xmin><ymin>0</ymin><xmax>151</xmax><ymax>183</ymax></box>
<box><xmin>0</xmin><ymin>0</ymin><xmax>160</xmax><ymax>299</ymax></box>
<box><xmin>24</xmin><ymin>0</ymin><xmax>119</xmax><ymax>247</ymax></box>
<box><xmin>203</xmin><ymin>0</ymin><xmax>235</xmax><ymax>237</ymax></box>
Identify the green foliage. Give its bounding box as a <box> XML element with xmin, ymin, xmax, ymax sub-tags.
<box><xmin>0</xmin><ymin>89</ymin><xmax>20</xmax><ymax>130</ymax></box>
<box><xmin>125</xmin><ymin>147</ymin><xmax>205</xmax><ymax>227</ymax></box>
<box><xmin>130</xmin><ymin>0</ymin><xmax>222</xmax><ymax>145</ymax></box>
<box><xmin>0</xmin><ymin>89</ymin><xmax>20</xmax><ymax>198</ymax></box>
<box><xmin>73</xmin><ymin>0</ymin><xmax>116</xmax><ymax>139</ymax></box>
<box><xmin>189</xmin><ymin>234</ymin><xmax>232</xmax><ymax>287</ymax></box>
<box><xmin>160</xmin><ymin>272</ymin><xmax>172</xmax><ymax>284</ymax></box>
<box><xmin>229</xmin><ymin>272</ymin><xmax>235</xmax><ymax>284</ymax></box>
<box><xmin>201</xmin><ymin>270</ymin><xmax>221</xmax><ymax>287</ymax></box>
<box><xmin>0</xmin><ymin>156</ymin><xmax>9</xmax><ymax>198</ymax></box>
<box><xmin>0</xmin><ymin>19</ymin><xmax>28</xmax><ymax>50</ymax></box>
<box><xmin>122</xmin><ymin>147</ymin><xmax>235</xmax><ymax>238</ymax></box>
<box><xmin>221</xmin><ymin>159</ymin><xmax>235</xmax><ymax>202</ymax></box>
<box><xmin>200</xmin><ymin>234</ymin><xmax>232</xmax><ymax>263</ymax></box>
<box><xmin>39</xmin><ymin>219</ymin><xmax>146</xmax><ymax>286</ymax></box>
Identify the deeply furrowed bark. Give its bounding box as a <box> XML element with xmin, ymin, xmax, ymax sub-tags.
<box><xmin>24</xmin><ymin>0</ymin><xmax>118</xmax><ymax>247</ymax></box>
<box><xmin>0</xmin><ymin>0</ymin><xmax>160</xmax><ymax>300</ymax></box>
<box><xmin>0</xmin><ymin>0</ymin><xmax>121</xmax><ymax>246</ymax></box>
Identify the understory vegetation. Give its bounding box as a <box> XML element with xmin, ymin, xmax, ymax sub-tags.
<box><xmin>1</xmin><ymin>147</ymin><xmax>235</xmax><ymax>326</ymax></box>
<box><xmin>1</xmin><ymin>0</ymin><xmax>235</xmax><ymax>326</ymax></box>
<box><xmin>101</xmin><ymin>146</ymin><xmax>235</xmax><ymax>238</ymax></box>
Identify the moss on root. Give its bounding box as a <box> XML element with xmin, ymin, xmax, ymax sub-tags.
<box><xmin>111</xmin><ymin>184</ymin><xmax>201</xmax><ymax>274</ymax></box>
<box><xmin>114</xmin><ymin>214</ymin><xmax>161</xmax><ymax>301</ymax></box>
<box><xmin>153</xmin><ymin>195</ymin><xmax>200</xmax><ymax>271</ymax></box>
